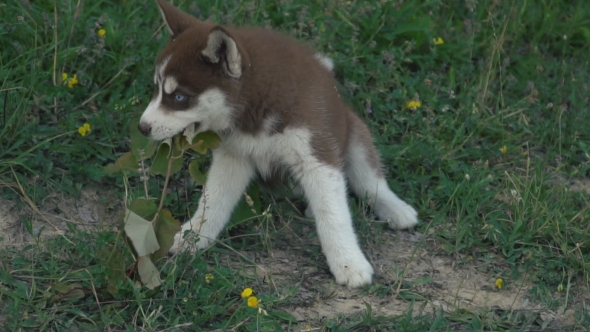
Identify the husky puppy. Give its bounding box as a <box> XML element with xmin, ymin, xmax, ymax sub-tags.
<box><xmin>138</xmin><ymin>0</ymin><xmax>418</xmax><ymax>287</ymax></box>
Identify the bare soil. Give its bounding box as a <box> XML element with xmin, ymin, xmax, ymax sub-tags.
<box><xmin>0</xmin><ymin>187</ymin><xmax>120</xmax><ymax>247</ymax></box>
<box><xmin>230</xmin><ymin>223</ymin><xmax>585</xmax><ymax>330</ymax></box>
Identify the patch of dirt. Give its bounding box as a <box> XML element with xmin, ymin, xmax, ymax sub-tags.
<box><xmin>0</xmin><ymin>187</ymin><xmax>122</xmax><ymax>248</ymax></box>
<box><xmin>228</xmin><ymin>222</ymin><xmax>587</xmax><ymax>329</ymax></box>
<box><xmin>570</xmin><ymin>178</ymin><xmax>590</xmax><ymax>195</ymax></box>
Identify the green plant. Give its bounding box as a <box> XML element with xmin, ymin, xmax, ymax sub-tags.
<box><xmin>100</xmin><ymin>123</ymin><xmax>219</xmax><ymax>290</ymax></box>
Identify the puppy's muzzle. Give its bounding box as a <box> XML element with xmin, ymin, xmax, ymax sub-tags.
<box><xmin>138</xmin><ymin>122</ymin><xmax>152</xmax><ymax>137</ymax></box>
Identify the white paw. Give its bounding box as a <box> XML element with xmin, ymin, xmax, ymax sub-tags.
<box><xmin>168</xmin><ymin>232</ymin><xmax>186</xmax><ymax>255</ymax></box>
<box><xmin>168</xmin><ymin>222</ymin><xmax>212</xmax><ymax>254</ymax></box>
<box><xmin>330</xmin><ymin>255</ymin><xmax>374</xmax><ymax>288</ymax></box>
<box><xmin>377</xmin><ymin>202</ymin><xmax>418</xmax><ymax>230</ymax></box>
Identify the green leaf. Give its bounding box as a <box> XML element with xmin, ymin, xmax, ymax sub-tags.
<box><xmin>130</xmin><ymin>120</ymin><xmax>158</xmax><ymax>161</ymax></box>
<box><xmin>62</xmin><ymin>308</ymin><xmax>95</xmax><ymax>319</ymax></box>
<box><xmin>103</xmin><ymin>152</ymin><xmax>138</xmax><ymax>174</ymax></box>
<box><xmin>230</xmin><ymin>183</ymin><xmax>261</xmax><ymax>223</ymax></box>
<box><xmin>269</xmin><ymin>311</ymin><xmax>298</xmax><ymax>323</ymax></box>
<box><xmin>96</xmin><ymin>246</ymin><xmax>127</xmax><ymax>296</ymax></box>
<box><xmin>397</xmin><ymin>290</ymin><xmax>426</xmax><ymax>301</ymax></box>
<box><xmin>137</xmin><ymin>256</ymin><xmax>161</xmax><ymax>290</ymax></box>
<box><xmin>128</xmin><ymin>198</ymin><xmax>158</xmax><ymax>221</ymax></box>
<box><xmin>188</xmin><ymin>160</ymin><xmax>206</xmax><ymax>185</ymax></box>
<box><xmin>62</xmin><ymin>289</ymin><xmax>85</xmax><ymax>301</ymax></box>
<box><xmin>410</xmin><ymin>276</ymin><xmax>433</xmax><ymax>286</ymax></box>
<box><xmin>179</xmin><ymin>123</ymin><xmax>197</xmax><ymax>150</ymax></box>
<box><xmin>190</xmin><ymin>131</ymin><xmax>221</xmax><ymax>154</ymax></box>
<box><xmin>107</xmin><ymin>282</ymin><xmax>118</xmax><ymax>297</ymax></box>
<box><xmin>50</xmin><ymin>282</ymin><xmax>78</xmax><ymax>294</ymax></box>
<box><xmin>151</xmin><ymin>209</ymin><xmax>181</xmax><ymax>262</ymax></box>
<box><xmin>0</xmin><ymin>287</ymin><xmax>23</xmax><ymax>301</ymax></box>
<box><xmin>123</xmin><ymin>210</ymin><xmax>160</xmax><ymax>257</ymax></box>
<box><xmin>150</xmin><ymin>141</ymin><xmax>183</xmax><ymax>176</ymax></box>
<box><xmin>50</xmin><ymin>283</ymin><xmax>85</xmax><ymax>302</ymax></box>
<box><xmin>173</xmin><ymin>133</ymin><xmax>189</xmax><ymax>152</ymax></box>
<box><xmin>19</xmin><ymin>319</ymin><xmax>42</xmax><ymax>328</ymax></box>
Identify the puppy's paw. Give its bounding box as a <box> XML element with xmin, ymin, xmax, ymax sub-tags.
<box><xmin>168</xmin><ymin>233</ymin><xmax>184</xmax><ymax>255</ymax></box>
<box><xmin>331</xmin><ymin>256</ymin><xmax>374</xmax><ymax>288</ymax></box>
<box><xmin>168</xmin><ymin>223</ymin><xmax>211</xmax><ymax>255</ymax></box>
<box><xmin>168</xmin><ymin>232</ymin><xmax>192</xmax><ymax>255</ymax></box>
<box><xmin>377</xmin><ymin>202</ymin><xmax>418</xmax><ymax>230</ymax></box>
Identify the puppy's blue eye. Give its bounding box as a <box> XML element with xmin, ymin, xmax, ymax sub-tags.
<box><xmin>174</xmin><ymin>93</ymin><xmax>186</xmax><ymax>102</ymax></box>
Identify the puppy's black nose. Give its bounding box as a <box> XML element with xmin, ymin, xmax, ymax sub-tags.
<box><xmin>138</xmin><ymin>122</ymin><xmax>152</xmax><ymax>137</ymax></box>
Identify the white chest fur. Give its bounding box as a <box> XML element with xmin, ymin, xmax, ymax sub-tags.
<box><xmin>219</xmin><ymin>125</ymin><xmax>313</xmax><ymax>180</ymax></box>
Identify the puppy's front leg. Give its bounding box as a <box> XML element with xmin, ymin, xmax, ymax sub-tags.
<box><xmin>171</xmin><ymin>149</ymin><xmax>254</xmax><ymax>253</ymax></box>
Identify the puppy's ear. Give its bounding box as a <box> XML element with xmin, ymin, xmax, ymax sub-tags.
<box><xmin>156</xmin><ymin>0</ymin><xmax>200</xmax><ymax>37</ymax></box>
<box><xmin>201</xmin><ymin>27</ymin><xmax>242</xmax><ymax>79</ymax></box>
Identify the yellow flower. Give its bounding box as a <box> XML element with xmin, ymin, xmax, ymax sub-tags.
<box><xmin>247</xmin><ymin>296</ymin><xmax>259</xmax><ymax>308</ymax></box>
<box><xmin>499</xmin><ymin>145</ymin><xmax>507</xmax><ymax>154</ymax></box>
<box><xmin>241</xmin><ymin>287</ymin><xmax>253</xmax><ymax>298</ymax></box>
<box><xmin>67</xmin><ymin>74</ymin><xmax>79</xmax><ymax>88</ymax></box>
<box><xmin>495</xmin><ymin>278</ymin><xmax>504</xmax><ymax>290</ymax></box>
<box><xmin>406</xmin><ymin>100</ymin><xmax>421</xmax><ymax>110</ymax></box>
<box><xmin>78</xmin><ymin>123</ymin><xmax>91</xmax><ymax>137</ymax></box>
<box><xmin>62</xmin><ymin>73</ymin><xmax>68</xmax><ymax>82</ymax></box>
<box><xmin>433</xmin><ymin>37</ymin><xmax>444</xmax><ymax>45</ymax></box>
<box><xmin>98</xmin><ymin>28</ymin><xmax>106</xmax><ymax>37</ymax></box>
<box><xmin>205</xmin><ymin>273</ymin><xmax>214</xmax><ymax>283</ymax></box>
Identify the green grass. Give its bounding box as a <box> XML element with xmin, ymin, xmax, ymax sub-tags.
<box><xmin>2</xmin><ymin>0</ymin><xmax>590</xmax><ymax>330</ymax></box>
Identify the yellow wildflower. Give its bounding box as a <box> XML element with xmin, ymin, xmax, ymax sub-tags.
<box><xmin>67</xmin><ymin>74</ymin><xmax>79</xmax><ymax>88</ymax></box>
<box><xmin>61</xmin><ymin>73</ymin><xmax>68</xmax><ymax>82</ymax></box>
<box><xmin>205</xmin><ymin>273</ymin><xmax>214</xmax><ymax>283</ymax></box>
<box><xmin>433</xmin><ymin>37</ymin><xmax>444</xmax><ymax>45</ymax></box>
<box><xmin>247</xmin><ymin>296</ymin><xmax>259</xmax><ymax>308</ymax></box>
<box><xmin>78</xmin><ymin>123</ymin><xmax>91</xmax><ymax>137</ymax></box>
<box><xmin>98</xmin><ymin>28</ymin><xmax>106</xmax><ymax>37</ymax></box>
<box><xmin>499</xmin><ymin>145</ymin><xmax>507</xmax><ymax>154</ymax></box>
<box><xmin>406</xmin><ymin>100</ymin><xmax>421</xmax><ymax>110</ymax></box>
<box><xmin>495</xmin><ymin>278</ymin><xmax>504</xmax><ymax>290</ymax></box>
<box><xmin>241</xmin><ymin>287</ymin><xmax>253</xmax><ymax>298</ymax></box>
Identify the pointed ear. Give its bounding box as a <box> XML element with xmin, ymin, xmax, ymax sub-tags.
<box><xmin>201</xmin><ymin>28</ymin><xmax>243</xmax><ymax>79</ymax></box>
<box><xmin>156</xmin><ymin>0</ymin><xmax>200</xmax><ymax>37</ymax></box>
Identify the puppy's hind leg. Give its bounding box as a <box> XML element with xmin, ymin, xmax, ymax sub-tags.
<box><xmin>345</xmin><ymin>114</ymin><xmax>418</xmax><ymax>230</ymax></box>
<box><xmin>297</xmin><ymin>161</ymin><xmax>374</xmax><ymax>287</ymax></box>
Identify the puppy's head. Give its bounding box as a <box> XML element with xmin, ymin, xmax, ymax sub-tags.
<box><xmin>138</xmin><ymin>0</ymin><xmax>245</xmax><ymax>140</ymax></box>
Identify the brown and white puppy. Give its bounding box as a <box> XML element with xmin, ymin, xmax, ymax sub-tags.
<box><xmin>138</xmin><ymin>0</ymin><xmax>418</xmax><ymax>287</ymax></box>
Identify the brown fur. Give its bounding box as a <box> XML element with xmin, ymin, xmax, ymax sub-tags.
<box><xmin>155</xmin><ymin>0</ymin><xmax>382</xmax><ymax>172</ymax></box>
